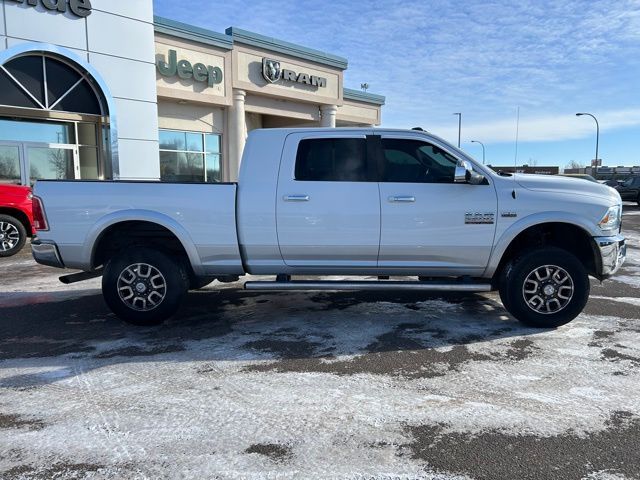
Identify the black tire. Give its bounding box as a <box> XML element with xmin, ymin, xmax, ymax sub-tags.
<box><xmin>499</xmin><ymin>247</ymin><xmax>589</xmax><ymax>328</ymax></box>
<box><xmin>189</xmin><ymin>276</ymin><xmax>215</xmax><ymax>290</ymax></box>
<box><xmin>0</xmin><ymin>214</ymin><xmax>27</xmax><ymax>258</ymax></box>
<box><xmin>102</xmin><ymin>247</ymin><xmax>189</xmax><ymax>326</ymax></box>
<box><xmin>498</xmin><ymin>267</ymin><xmax>513</xmax><ymax>314</ymax></box>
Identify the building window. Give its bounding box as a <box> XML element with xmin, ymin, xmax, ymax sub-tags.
<box><xmin>0</xmin><ymin>54</ymin><xmax>104</xmax><ymax>115</ymax></box>
<box><xmin>159</xmin><ymin>129</ymin><xmax>222</xmax><ymax>183</ymax></box>
<box><xmin>0</xmin><ymin>53</ymin><xmax>110</xmax><ymax>183</ymax></box>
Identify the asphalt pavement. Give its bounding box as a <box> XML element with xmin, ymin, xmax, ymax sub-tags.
<box><xmin>0</xmin><ymin>204</ymin><xmax>638</xmax><ymax>479</ymax></box>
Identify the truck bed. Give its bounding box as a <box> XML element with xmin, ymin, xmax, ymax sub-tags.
<box><xmin>33</xmin><ymin>180</ymin><xmax>243</xmax><ymax>275</ymax></box>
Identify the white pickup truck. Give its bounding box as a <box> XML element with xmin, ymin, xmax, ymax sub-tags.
<box><xmin>31</xmin><ymin>128</ymin><xmax>626</xmax><ymax>328</ymax></box>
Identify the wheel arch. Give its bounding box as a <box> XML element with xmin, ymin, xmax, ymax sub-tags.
<box><xmin>487</xmin><ymin>217</ymin><xmax>601</xmax><ymax>285</ymax></box>
<box><xmin>86</xmin><ymin>210</ymin><xmax>203</xmax><ymax>275</ymax></box>
<box><xmin>0</xmin><ymin>208</ymin><xmax>32</xmax><ymax>236</ymax></box>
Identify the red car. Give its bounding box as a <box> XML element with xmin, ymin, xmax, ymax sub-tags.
<box><xmin>0</xmin><ymin>184</ymin><xmax>34</xmax><ymax>257</ymax></box>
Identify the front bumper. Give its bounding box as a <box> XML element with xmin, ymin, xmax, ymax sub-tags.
<box><xmin>595</xmin><ymin>234</ymin><xmax>626</xmax><ymax>277</ymax></box>
<box><xmin>31</xmin><ymin>237</ymin><xmax>65</xmax><ymax>268</ymax></box>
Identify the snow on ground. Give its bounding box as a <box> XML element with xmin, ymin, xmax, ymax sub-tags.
<box><xmin>0</xmin><ymin>253</ymin><xmax>101</xmax><ymax>308</ymax></box>
<box><xmin>1</xmin><ymin>293</ymin><xmax>639</xmax><ymax>478</ymax></box>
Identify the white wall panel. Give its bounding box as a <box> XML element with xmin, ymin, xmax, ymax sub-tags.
<box><xmin>5</xmin><ymin>37</ymin><xmax>89</xmax><ymax>61</ymax></box>
<box><xmin>90</xmin><ymin>0</ymin><xmax>153</xmax><ymax>23</ymax></box>
<box><xmin>117</xmin><ymin>139</ymin><xmax>160</xmax><ymax>180</ymax></box>
<box><xmin>87</xmin><ymin>10</ymin><xmax>154</xmax><ymax>62</ymax></box>
<box><xmin>0</xmin><ymin>4</ymin><xmax>5</xmax><ymax>36</ymax></box>
<box><xmin>115</xmin><ymin>98</ymin><xmax>159</xmax><ymax>142</ymax></box>
<box><xmin>89</xmin><ymin>53</ymin><xmax>157</xmax><ymax>103</ymax></box>
<box><xmin>4</xmin><ymin>3</ymin><xmax>87</xmax><ymax>50</ymax></box>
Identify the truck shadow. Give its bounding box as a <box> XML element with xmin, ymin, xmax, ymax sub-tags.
<box><xmin>0</xmin><ymin>287</ymin><xmax>545</xmax><ymax>388</ymax></box>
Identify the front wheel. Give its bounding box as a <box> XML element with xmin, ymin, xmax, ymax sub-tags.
<box><xmin>102</xmin><ymin>247</ymin><xmax>189</xmax><ymax>326</ymax></box>
<box><xmin>499</xmin><ymin>247</ymin><xmax>589</xmax><ymax>328</ymax></box>
<box><xmin>0</xmin><ymin>214</ymin><xmax>27</xmax><ymax>257</ymax></box>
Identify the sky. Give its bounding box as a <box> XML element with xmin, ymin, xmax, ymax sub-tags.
<box><xmin>153</xmin><ymin>0</ymin><xmax>640</xmax><ymax>168</ymax></box>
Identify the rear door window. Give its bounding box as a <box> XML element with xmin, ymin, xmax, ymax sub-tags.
<box><xmin>295</xmin><ymin>138</ymin><xmax>367</xmax><ymax>182</ymax></box>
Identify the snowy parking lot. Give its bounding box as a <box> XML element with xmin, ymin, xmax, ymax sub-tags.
<box><xmin>0</xmin><ymin>205</ymin><xmax>639</xmax><ymax>479</ymax></box>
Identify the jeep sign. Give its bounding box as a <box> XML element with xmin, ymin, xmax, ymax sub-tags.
<box><xmin>156</xmin><ymin>50</ymin><xmax>223</xmax><ymax>88</ymax></box>
<box><xmin>8</xmin><ymin>0</ymin><xmax>92</xmax><ymax>18</ymax></box>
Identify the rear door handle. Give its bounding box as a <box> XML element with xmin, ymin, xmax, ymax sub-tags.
<box><xmin>388</xmin><ymin>195</ymin><xmax>415</xmax><ymax>203</ymax></box>
<box><xmin>284</xmin><ymin>194</ymin><xmax>310</xmax><ymax>202</ymax></box>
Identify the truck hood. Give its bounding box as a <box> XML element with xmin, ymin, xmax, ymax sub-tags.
<box><xmin>514</xmin><ymin>174</ymin><xmax>620</xmax><ymax>203</ymax></box>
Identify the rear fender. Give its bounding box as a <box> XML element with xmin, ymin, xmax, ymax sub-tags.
<box><xmin>84</xmin><ymin>209</ymin><xmax>204</xmax><ymax>275</ymax></box>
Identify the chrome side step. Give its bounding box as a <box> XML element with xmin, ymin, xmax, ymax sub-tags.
<box><xmin>244</xmin><ymin>280</ymin><xmax>492</xmax><ymax>292</ymax></box>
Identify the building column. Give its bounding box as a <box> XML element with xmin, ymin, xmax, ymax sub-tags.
<box><xmin>229</xmin><ymin>89</ymin><xmax>246</xmax><ymax>181</ymax></box>
<box><xmin>320</xmin><ymin>104</ymin><xmax>337</xmax><ymax>127</ymax></box>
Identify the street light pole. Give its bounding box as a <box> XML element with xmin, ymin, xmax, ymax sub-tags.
<box><xmin>576</xmin><ymin>112</ymin><xmax>600</xmax><ymax>178</ymax></box>
<box><xmin>471</xmin><ymin>140</ymin><xmax>485</xmax><ymax>164</ymax></box>
<box><xmin>453</xmin><ymin>113</ymin><xmax>461</xmax><ymax>148</ymax></box>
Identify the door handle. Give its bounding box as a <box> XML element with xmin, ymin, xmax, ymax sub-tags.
<box><xmin>388</xmin><ymin>195</ymin><xmax>415</xmax><ymax>203</ymax></box>
<box><xmin>284</xmin><ymin>194</ymin><xmax>310</xmax><ymax>202</ymax></box>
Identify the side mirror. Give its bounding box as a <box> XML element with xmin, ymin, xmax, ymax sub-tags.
<box><xmin>454</xmin><ymin>160</ymin><xmax>485</xmax><ymax>185</ymax></box>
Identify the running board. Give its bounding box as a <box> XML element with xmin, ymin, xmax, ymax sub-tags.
<box><xmin>59</xmin><ymin>269</ymin><xmax>103</xmax><ymax>284</ymax></box>
<box><xmin>244</xmin><ymin>280</ymin><xmax>492</xmax><ymax>292</ymax></box>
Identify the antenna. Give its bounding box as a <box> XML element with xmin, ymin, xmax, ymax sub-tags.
<box><xmin>512</xmin><ymin>106</ymin><xmax>520</xmax><ymax>198</ymax></box>
<box><xmin>514</xmin><ymin>106</ymin><xmax>520</xmax><ymax>167</ymax></box>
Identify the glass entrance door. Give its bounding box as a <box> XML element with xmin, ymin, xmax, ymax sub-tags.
<box><xmin>26</xmin><ymin>144</ymin><xmax>77</xmax><ymax>183</ymax></box>
<box><xmin>0</xmin><ymin>117</ymin><xmax>96</xmax><ymax>184</ymax></box>
<box><xmin>0</xmin><ymin>142</ymin><xmax>78</xmax><ymax>185</ymax></box>
<box><xmin>0</xmin><ymin>143</ymin><xmax>24</xmax><ymax>185</ymax></box>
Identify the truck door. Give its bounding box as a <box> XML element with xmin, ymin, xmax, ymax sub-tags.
<box><xmin>376</xmin><ymin>134</ymin><xmax>498</xmax><ymax>274</ymax></box>
<box><xmin>276</xmin><ymin>132</ymin><xmax>380</xmax><ymax>268</ymax></box>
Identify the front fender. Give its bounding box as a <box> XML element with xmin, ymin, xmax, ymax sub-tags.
<box><xmin>483</xmin><ymin>211</ymin><xmax>599</xmax><ymax>278</ymax></box>
<box><xmin>83</xmin><ymin>209</ymin><xmax>204</xmax><ymax>275</ymax></box>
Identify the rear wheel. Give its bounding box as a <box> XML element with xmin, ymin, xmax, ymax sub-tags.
<box><xmin>499</xmin><ymin>247</ymin><xmax>589</xmax><ymax>328</ymax></box>
<box><xmin>0</xmin><ymin>214</ymin><xmax>27</xmax><ymax>257</ymax></box>
<box><xmin>102</xmin><ymin>247</ymin><xmax>189</xmax><ymax>325</ymax></box>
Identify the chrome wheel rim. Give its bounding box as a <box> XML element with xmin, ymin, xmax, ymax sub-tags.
<box><xmin>117</xmin><ymin>263</ymin><xmax>167</xmax><ymax>311</ymax></box>
<box><xmin>0</xmin><ymin>221</ymin><xmax>20</xmax><ymax>252</ymax></box>
<box><xmin>522</xmin><ymin>265</ymin><xmax>574</xmax><ymax>315</ymax></box>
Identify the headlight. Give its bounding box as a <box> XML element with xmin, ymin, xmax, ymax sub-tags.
<box><xmin>598</xmin><ymin>205</ymin><xmax>621</xmax><ymax>231</ymax></box>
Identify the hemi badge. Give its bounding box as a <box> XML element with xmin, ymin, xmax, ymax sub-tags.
<box><xmin>501</xmin><ymin>212</ymin><xmax>517</xmax><ymax>218</ymax></box>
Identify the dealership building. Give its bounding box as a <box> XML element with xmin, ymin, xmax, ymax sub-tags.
<box><xmin>0</xmin><ymin>0</ymin><xmax>385</xmax><ymax>184</ymax></box>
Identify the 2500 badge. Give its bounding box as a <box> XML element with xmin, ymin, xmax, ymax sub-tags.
<box><xmin>464</xmin><ymin>212</ymin><xmax>495</xmax><ymax>224</ymax></box>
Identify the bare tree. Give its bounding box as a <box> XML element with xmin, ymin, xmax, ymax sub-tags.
<box><xmin>0</xmin><ymin>155</ymin><xmax>20</xmax><ymax>182</ymax></box>
<box><xmin>565</xmin><ymin>160</ymin><xmax>584</xmax><ymax>170</ymax></box>
<box><xmin>49</xmin><ymin>149</ymin><xmax>72</xmax><ymax>179</ymax></box>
